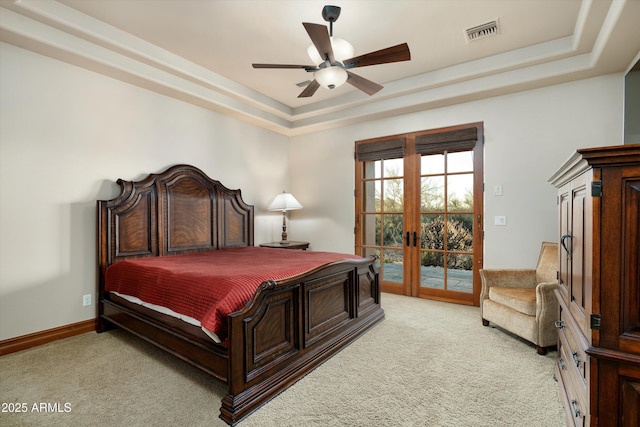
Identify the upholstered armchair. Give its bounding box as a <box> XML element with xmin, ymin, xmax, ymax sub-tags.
<box><xmin>480</xmin><ymin>242</ymin><xmax>559</xmax><ymax>355</ymax></box>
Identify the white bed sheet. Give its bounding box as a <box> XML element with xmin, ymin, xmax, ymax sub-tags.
<box><xmin>112</xmin><ymin>291</ymin><xmax>221</xmax><ymax>343</ymax></box>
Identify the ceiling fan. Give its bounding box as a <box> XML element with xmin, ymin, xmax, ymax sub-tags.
<box><xmin>252</xmin><ymin>5</ymin><xmax>411</xmax><ymax>98</ymax></box>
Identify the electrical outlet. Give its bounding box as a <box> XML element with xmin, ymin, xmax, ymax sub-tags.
<box><xmin>82</xmin><ymin>294</ymin><xmax>92</xmax><ymax>307</ymax></box>
<box><xmin>493</xmin><ymin>184</ymin><xmax>503</xmax><ymax>196</ymax></box>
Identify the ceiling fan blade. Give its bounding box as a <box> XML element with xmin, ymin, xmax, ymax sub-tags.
<box><xmin>298</xmin><ymin>79</ymin><xmax>321</xmax><ymax>98</ymax></box>
<box><xmin>342</xmin><ymin>43</ymin><xmax>411</xmax><ymax>69</ymax></box>
<box><xmin>253</xmin><ymin>63</ymin><xmax>318</xmax><ymax>71</ymax></box>
<box><xmin>303</xmin><ymin>22</ymin><xmax>334</xmax><ymax>63</ymax></box>
<box><xmin>346</xmin><ymin>71</ymin><xmax>383</xmax><ymax>96</ymax></box>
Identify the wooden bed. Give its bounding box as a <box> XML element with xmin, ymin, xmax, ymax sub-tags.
<box><xmin>96</xmin><ymin>164</ymin><xmax>384</xmax><ymax>425</ymax></box>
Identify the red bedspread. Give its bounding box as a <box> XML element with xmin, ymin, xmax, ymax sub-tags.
<box><xmin>105</xmin><ymin>246</ymin><xmax>360</xmax><ymax>342</ymax></box>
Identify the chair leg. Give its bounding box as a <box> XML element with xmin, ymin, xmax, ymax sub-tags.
<box><xmin>482</xmin><ymin>318</ymin><xmax>489</xmax><ymax>326</ymax></box>
<box><xmin>536</xmin><ymin>346</ymin><xmax>548</xmax><ymax>355</ymax></box>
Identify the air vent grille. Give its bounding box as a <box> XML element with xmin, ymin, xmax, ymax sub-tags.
<box><xmin>465</xmin><ymin>19</ymin><xmax>499</xmax><ymax>42</ymax></box>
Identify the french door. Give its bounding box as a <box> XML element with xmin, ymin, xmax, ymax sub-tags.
<box><xmin>355</xmin><ymin>123</ymin><xmax>484</xmax><ymax>306</ymax></box>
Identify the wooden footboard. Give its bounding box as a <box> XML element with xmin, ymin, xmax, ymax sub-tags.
<box><xmin>221</xmin><ymin>258</ymin><xmax>382</xmax><ymax>425</ymax></box>
<box><xmin>97</xmin><ymin>164</ymin><xmax>384</xmax><ymax>426</ymax></box>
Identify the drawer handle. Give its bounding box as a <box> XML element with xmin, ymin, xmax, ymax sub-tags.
<box><xmin>572</xmin><ymin>351</ymin><xmax>581</xmax><ymax>367</ymax></box>
<box><xmin>571</xmin><ymin>400</ymin><xmax>582</xmax><ymax>418</ymax></box>
<box><xmin>555</xmin><ymin>320</ymin><xmax>565</xmax><ymax>329</ymax></box>
<box><xmin>558</xmin><ymin>357</ymin><xmax>566</xmax><ymax>371</ymax></box>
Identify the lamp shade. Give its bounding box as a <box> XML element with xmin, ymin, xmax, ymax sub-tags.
<box><xmin>268</xmin><ymin>192</ymin><xmax>303</xmax><ymax>211</ymax></box>
<box><xmin>314</xmin><ymin>66</ymin><xmax>348</xmax><ymax>89</ymax></box>
<box><xmin>307</xmin><ymin>37</ymin><xmax>354</xmax><ymax>64</ymax></box>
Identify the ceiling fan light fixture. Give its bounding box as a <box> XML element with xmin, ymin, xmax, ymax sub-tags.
<box><xmin>314</xmin><ymin>66</ymin><xmax>348</xmax><ymax>89</ymax></box>
<box><xmin>252</xmin><ymin>6</ymin><xmax>411</xmax><ymax>99</ymax></box>
<box><xmin>307</xmin><ymin>37</ymin><xmax>354</xmax><ymax>64</ymax></box>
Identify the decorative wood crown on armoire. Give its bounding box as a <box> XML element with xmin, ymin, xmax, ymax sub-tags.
<box><xmin>548</xmin><ymin>144</ymin><xmax>640</xmax><ymax>427</ymax></box>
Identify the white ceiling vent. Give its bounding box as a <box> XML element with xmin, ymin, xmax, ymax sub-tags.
<box><xmin>465</xmin><ymin>19</ymin><xmax>500</xmax><ymax>42</ymax></box>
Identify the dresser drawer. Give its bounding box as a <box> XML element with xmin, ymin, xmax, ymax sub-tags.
<box><xmin>558</xmin><ymin>324</ymin><xmax>588</xmax><ymax>387</ymax></box>
<box><xmin>556</xmin><ymin>351</ymin><xmax>588</xmax><ymax>427</ymax></box>
<box><xmin>558</xmin><ymin>306</ymin><xmax>589</xmax><ymax>384</ymax></box>
<box><xmin>556</xmin><ymin>303</ymin><xmax>589</xmax><ymax>426</ymax></box>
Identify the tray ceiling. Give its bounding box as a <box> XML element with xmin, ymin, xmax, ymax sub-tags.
<box><xmin>1</xmin><ymin>0</ymin><xmax>639</xmax><ymax>135</ymax></box>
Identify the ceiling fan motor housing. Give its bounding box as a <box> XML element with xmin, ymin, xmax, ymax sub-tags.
<box><xmin>322</xmin><ymin>6</ymin><xmax>341</xmax><ymax>22</ymax></box>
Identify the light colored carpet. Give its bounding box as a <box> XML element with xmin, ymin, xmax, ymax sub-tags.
<box><xmin>0</xmin><ymin>293</ymin><xmax>565</xmax><ymax>426</ymax></box>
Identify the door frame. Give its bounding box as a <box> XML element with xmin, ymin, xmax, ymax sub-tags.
<box><xmin>355</xmin><ymin>122</ymin><xmax>484</xmax><ymax>306</ymax></box>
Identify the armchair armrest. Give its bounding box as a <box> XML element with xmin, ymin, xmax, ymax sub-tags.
<box><xmin>535</xmin><ymin>281</ymin><xmax>559</xmax><ymax>319</ymax></box>
<box><xmin>535</xmin><ymin>280</ymin><xmax>560</xmax><ymax>347</ymax></box>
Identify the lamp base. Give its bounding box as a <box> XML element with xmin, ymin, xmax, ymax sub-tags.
<box><xmin>280</xmin><ymin>222</ymin><xmax>288</xmax><ymax>244</ymax></box>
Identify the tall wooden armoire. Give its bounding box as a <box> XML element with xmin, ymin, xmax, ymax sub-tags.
<box><xmin>549</xmin><ymin>144</ymin><xmax>640</xmax><ymax>427</ymax></box>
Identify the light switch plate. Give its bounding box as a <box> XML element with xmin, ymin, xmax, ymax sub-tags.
<box><xmin>494</xmin><ymin>216</ymin><xmax>507</xmax><ymax>226</ymax></box>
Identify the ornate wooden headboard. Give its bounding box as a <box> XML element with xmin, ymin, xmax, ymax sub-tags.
<box><xmin>97</xmin><ymin>164</ymin><xmax>254</xmax><ymax>273</ymax></box>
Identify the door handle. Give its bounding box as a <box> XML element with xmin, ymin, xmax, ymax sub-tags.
<box><xmin>560</xmin><ymin>233</ymin><xmax>572</xmax><ymax>258</ymax></box>
<box><xmin>413</xmin><ymin>231</ymin><xmax>417</xmax><ymax>247</ymax></box>
<box><xmin>406</xmin><ymin>231</ymin><xmax>410</xmax><ymax>247</ymax></box>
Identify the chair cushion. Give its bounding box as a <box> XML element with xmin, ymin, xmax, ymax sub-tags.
<box><xmin>489</xmin><ymin>287</ymin><xmax>536</xmax><ymax>316</ymax></box>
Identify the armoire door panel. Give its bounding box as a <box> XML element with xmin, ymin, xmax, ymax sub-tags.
<box><xmin>618</xmin><ymin>172</ymin><xmax>640</xmax><ymax>354</ymax></box>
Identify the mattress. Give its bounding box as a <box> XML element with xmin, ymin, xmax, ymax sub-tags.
<box><xmin>105</xmin><ymin>246</ymin><xmax>360</xmax><ymax>343</ymax></box>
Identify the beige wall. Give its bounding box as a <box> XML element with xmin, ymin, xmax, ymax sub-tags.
<box><xmin>0</xmin><ymin>40</ymin><xmax>625</xmax><ymax>341</ymax></box>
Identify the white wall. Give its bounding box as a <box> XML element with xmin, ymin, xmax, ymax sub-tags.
<box><xmin>290</xmin><ymin>74</ymin><xmax>624</xmax><ymax>268</ymax></box>
<box><xmin>0</xmin><ymin>43</ymin><xmax>290</xmax><ymax>340</ymax></box>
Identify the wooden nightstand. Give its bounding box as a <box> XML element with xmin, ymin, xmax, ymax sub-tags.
<box><xmin>259</xmin><ymin>241</ymin><xmax>309</xmax><ymax>250</ymax></box>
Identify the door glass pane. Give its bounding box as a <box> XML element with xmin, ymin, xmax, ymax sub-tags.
<box><xmin>370</xmin><ymin>160</ymin><xmax>382</xmax><ymax>179</ymax></box>
<box><xmin>447</xmin><ymin>214</ymin><xmax>473</xmax><ymax>252</ymax></box>
<box><xmin>374</xmin><ymin>180</ymin><xmax>382</xmax><ymax>212</ymax></box>
<box><xmin>446</xmin><ymin>255</ymin><xmax>473</xmax><ymax>293</ymax></box>
<box><xmin>381</xmin><ymin>249</ymin><xmax>403</xmax><ymax>283</ymax></box>
<box><xmin>420</xmin><ymin>250</ymin><xmax>444</xmax><ymax>288</ymax></box>
<box><xmin>382</xmin><ymin>158</ymin><xmax>403</xmax><ymax>177</ymax></box>
<box><xmin>447</xmin><ymin>151</ymin><xmax>473</xmax><ymax>173</ymax></box>
<box><xmin>382</xmin><ymin>214</ymin><xmax>404</xmax><ymax>247</ymax></box>
<box><xmin>420</xmin><ymin>214</ymin><xmax>444</xmax><ymax>250</ymax></box>
<box><xmin>421</xmin><ymin>176</ymin><xmax>445</xmax><ymax>211</ymax></box>
<box><xmin>363</xmin><ymin>180</ymin><xmax>377</xmax><ymax>212</ymax></box>
<box><xmin>361</xmin><ymin>213</ymin><xmax>380</xmax><ymax>246</ymax></box>
<box><xmin>447</xmin><ymin>173</ymin><xmax>473</xmax><ymax>212</ymax></box>
<box><xmin>382</xmin><ymin>179</ymin><xmax>404</xmax><ymax>212</ymax></box>
<box><xmin>421</xmin><ymin>153</ymin><xmax>444</xmax><ymax>174</ymax></box>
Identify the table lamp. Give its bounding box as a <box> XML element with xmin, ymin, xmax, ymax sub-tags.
<box><xmin>268</xmin><ymin>191</ymin><xmax>303</xmax><ymax>244</ymax></box>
